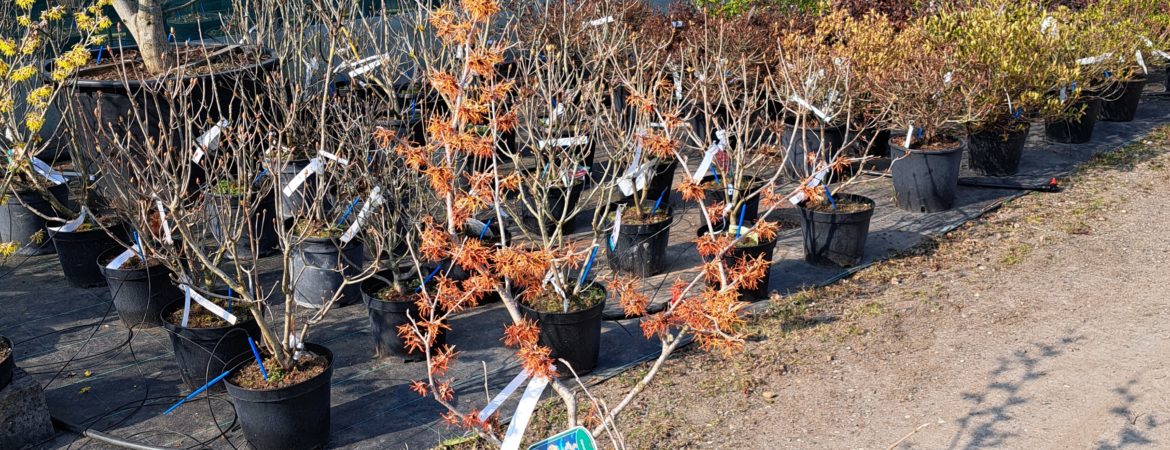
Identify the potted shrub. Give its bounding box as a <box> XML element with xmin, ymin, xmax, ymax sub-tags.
<box><xmin>1041</xmin><ymin>3</ymin><xmax>1118</xmax><ymax>143</ymax></box>
<box><xmin>792</xmin><ymin>164</ymin><xmax>875</xmax><ymax>267</ymax></box>
<box><xmin>50</xmin><ymin>212</ymin><xmax>129</xmax><ymax>287</ymax></box>
<box><xmin>160</xmin><ymin>292</ymin><xmax>261</xmax><ymax>390</ymax></box>
<box><xmin>97</xmin><ymin>240</ymin><xmax>183</xmax><ymax>328</ymax></box>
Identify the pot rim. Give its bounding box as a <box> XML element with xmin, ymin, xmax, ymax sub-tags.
<box><xmin>54</xmin><ymin>44</ymin><xmax>278</xmax><ymax>90</ymax></box>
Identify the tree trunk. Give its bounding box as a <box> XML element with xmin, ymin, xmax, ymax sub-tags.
<box><xmin>112</xmin><ymin>0</ymin><xmax>172</xmax><ymax>75</ymax></box>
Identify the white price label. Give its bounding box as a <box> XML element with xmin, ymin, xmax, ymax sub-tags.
<box><xmin>183</xmin><ymin>285</ymin><xmax>238</xmax><ymax>325</ymax></box>
<box><xmin>340</xmin><ymin>186</ymin><xmax>385</xmax><ymax>243</ymax></box>
<box><xmin>587</xmin><ymin>16</ymin><xmax>613</xmax><ymax>27</ymax></box>
<box><xmin>30</xmin><ymin>157</ymin><xmax>66</xmax><ymax>185</ymax></box>
<box><xmin>477</xmin><ymin>369</ymin><xmax>531</xmax><ymax>422</ymax></box>
<box><xmin>156</xmin><ymin>200</ymin><xmax>173</xmax><ymax>244</ymax></box>
<box><xmin>500</xmin><ymin>376</ymin><xmax>550</xmax><ymax>450</ymax></box>
<box><xmin>192</xmin><ymin>119</ymin><xmax>229</xmax><ymax>163</ymax></box>
<box><xmin>282</xmin><ymin>158</ymin><xmax>323</xmax><ymax>197</ymax></box>
<box><xmin>538</xmin><ymin>136</ymin><xmax>588</xmax><ymax>149</ymax></box>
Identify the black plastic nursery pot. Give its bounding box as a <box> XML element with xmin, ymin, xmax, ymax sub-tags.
<box><xmin>1099</xmin><ymin>76</ymin><xmax>1147</xmax><ymax>122</ymax></box>
<box><xmin>0</xmin><ymin>336</ymin><xmax>13</xmax><ymax>392</ymax></box>
<box><xmin>272</xmin><ymin>158</ymin><xmax>321</xmax><ymax>220</ymax></box>
<box><xmin>857</xmin><ymin>127</ymin><xmax>891</xmax><ymax>159</ymax></box>
<box><xmin>161</xmin><ymin>300</ymin><xmax>261</xmax><ymax>390</ymax></box>
<box><xmin>696</xmin><ymin>224</ymin><xmax>778</xmax><ymax>301</ymax></box>
<box><xmin>617</xmin><ymin>159</ymin><xmax>678</xmax><ymax>207</ymax></box>
<box><xmin>781</xmin><ymin>118</ymin><xmax>847</xmax><ymax>178</ymax></box>
<box><xmin>519</xmin><ymin>286</ymin><xmax>606</xmax><ymax>377</ymax></box>
<box><xmin>605</xmin><ymin>206</ymin><xmax>673</xmax><ymax>277</ymax></box>
<box><xmin>225</xmin><ymin>343</ymin><xmax>333</xmax><ymax>450</ymax></box>
<box><xmin>51</xmin><ymin>221</ymin><xmax>130</xmax><ymax>288</ymax></box>
<box><xmin>967</xmin><ymin>122</ymin><xmax>1032</xmax><ymax>177</ymax></box>
<box><xmin>519</xmin><ymin>180</ymin><xmax>585</xmax><ymax>236</ymax></box>
<box><xmin>0</xmin><ymin>183</ymin><xmax>70</xmax><ymax>256</ymax></box>
<box><xmin>797</xmin><ymin>194</ymin><xmax>875</xmax><ymax>268</ymax></box>
<box><xmin>361</xmin><ymin>272</ymin><xmax>447</xmax><ymax>360</ymax></box>
<box><xmin>291</xmin><ymin>237</ymin><xmax>366</xmax><ymax>308</ymax></box>
<box><xmin>207</xmin><ymin>190</ymin><xmax>280</xmax><ymax>259</ymax></box>
<box><xmin>888</xmin><ymin>137</ymin><xmax>966</xmax><ymax>213</ymax></box>
<box><xmin>1044</xmin><ymin>96</ymin><xmax>1103</xmax><ymax>144</ymax></box>
<box><xmin>700</xmin><ymin>174</ymin><xmax>761</xmax><ymax>223</ymax></box>
<box><xmin>98</xmin><ymin>247</ymin><xmax>184</xmax><ymax>328</ymax></box>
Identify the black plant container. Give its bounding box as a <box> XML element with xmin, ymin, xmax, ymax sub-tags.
<box><xmin>618</xmin><ymin>159</ymin><xmax>678</xmax><ymax>207</ymax></box>
<box><xmin>291</xmin><ymin>237</ymin><xmax>366</xmax><ymax>308</ymax></box>
<box><xmin>1045</xmin><ymin>96</ymin><xmax>1103</xmax><ymax>144</ymax></box>
<box><xmin>207</xmin><ymin>190</ymin><xmax>280</xmax><ymax>259</ymax></box>
<box><xmin>0</xmin><ymin>183</ymin><xmax>70</xmax><ymax>256</ymax></box>
<box><xmin>273</xmin><ymin>158</ymin><xmax>320</xmax><ymax>220</ymax></box>
<box><xmin>797</xmin><ymin>194</ymin><xmax>875</xmax><ymax>267</ymax></box>
<box><xmin>1099</xmin><ymin>76</ymin><xmax>1146</xmax><ymax>122</ymax></box>
<box><xmin>605</xmin><ymin>207</ymin><xmax>673</xmax><ymax>277</ymax></box>
<box><xmin>700</xmin><ymin>174</ymin><xmax>761</xmax><ymax>223</ymax></box>
<box><xmin>519</xmin><ymin>286</ymin><xmax>606</xmax><ymax>377</ymax></box>
<box><xmin>889</xmin><ymin>137</ymin><xmax>966</xmax><ymax>213</ymax></box>
<box><xmin>857</xmin><ymin>127</ymin><xmax>891</xmax><ymax>158</ymax></box>
<box><xmin>519</xmin><ymin>180</ymin><xmax>585</xmax><ymax>236</ymax></box>
<box><xmin>0</xmin><ymin>336</ymin><xmax>13</xmax><ymax>392</ymax></box>
<box><xmin>51</xmin><ymin>221</ymin><xmax>129</xmax><ymax>288</ymax></box>
<box><xmin>98</xmin><ymin>247</ymin><xmax>184</xmax><ymax>328</ymax></box>
<box><xmin>696</xmin><ymin>224</ymin><xmax>778</xmax><ymax>301</ymax></box>
<box><xmin>361</xmin><ymin>272</ymin><xmax>447</xmax><ymax>360</ymax></box>
<box><xmin>225</xmin><ymin>343</ymin><xmax>333</xmax><ymax>450</ymax></box>
<box><xmin>161</xmin><ymin>300</ymin><xmax>261</xmax><ymax>390</ymax></box>
<box><xmin>780</xmin><ymin>119</ymin><xmax>847</xmax><ymax>178</ymax></box>
<box><xmin>968</xmin><ymin>122</ymin><xmax>1031</xmax><ymax>177</ymax></box>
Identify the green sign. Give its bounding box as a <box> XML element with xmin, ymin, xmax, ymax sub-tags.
<box><xmin>528</xmin><ymin>426</ymin><xmax>596</xmax><ymax>450</ymax></box>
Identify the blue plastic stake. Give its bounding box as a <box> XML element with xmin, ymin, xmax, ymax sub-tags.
<box><xmin>96</xmin><ymin>46</ymin><xmax>104</xmax><ymax>64</ymax></box>
<box><xmin>651</xmin><ymin>190</ymin><xmax>666</xmax><ymax>215</ymax></box>
<box><xmin>336</xmin><ymin>197</ymin><xmax>360</xmax><ymax>225</ymax></box>
<box><xmin>248</xmin><ymin>338</ymin><xmax>269</xmax><ymax>381</ymax></box>
<box><xmin>578</xmin><ymin>245</ymin><xmax>599</xmax><ymax>286</ymax></box>
<box><xmin>709</xmin><ymin>164</ymin><xmax>720</xmax><ymax>185</ymax></box>
<box><xmin>1104</xmin><ymin>70</ymin><xmax>1112</xmax><ymax>79</ymax></box>
<box><xmin>735</xmin><ymin>204</ymin><xmax>747</xmax><ymax>239</ymax></box>
<box><xmin>1014</xmin><ymin>108</ymin><xmax>1023</xmax><ymax>120</ymax></box>
<box><xmin>252</xmin><ymin>168</ymin><xmax>268</xmax><ymax>186</ymax></box>
<box><xmin>417</xmin><ymin>264</ymin><xmax>443</xmax><ymax>292</ymax></box>
<box><xmin>226</xmin><ymin>288</ymin><xmax>232</xmax><ymax>313</ymax></box>
<box><xmin>477</xmin><ymin>218</ymin><xmax>494</xmax><ymax>240</ymax></box>
<box><xmin>162</xmin><ymin>369</ymin><xmax>232</xmax><ymax>415</ymax></box>
<box><xmin>132</xmin><ymin>231</ymin><xmax>144</xmax><ymax>261</ymax></box>
<box><xmin>409</xmin><ymin>98</ymin><xmax>417</xmax><ymax>122</ymax></box>
<box><xmin>824</xmin><ymin>185</ymin><xmax>838</xmax><ymax>210</ymax></box>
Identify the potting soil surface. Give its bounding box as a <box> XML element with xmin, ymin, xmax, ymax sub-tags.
<box><xmin>3</xmin><ymin>81</ymin><xmax>1169</xmax><ymax>449</ymax></box>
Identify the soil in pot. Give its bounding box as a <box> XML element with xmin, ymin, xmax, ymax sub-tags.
<box><xmin>207</xmin><ymin>184</ymin><xmax>280</xmax><ymax>259</ymax></box>
<box><xmin>519</xmin><ymin>285</ymin><xmax>606</xmax><ymax>376</ymax></box>
<box><xmin>889</xmin><ymin>135</ymin><xmax>966</xmax><ymax>213</ymax></box>
<box><xmin>0</xmin><ymin>336</ymin><xmax>13</xmax><ymax>392</ymax></box>
<box><xmin>51</xmin><ymin>218</ymin><xmax>129</xmax><ymax>288</ymax></box>
<box><xmin>696</xmin><ymin>224</ymin><xmax>778</xmax><ymax>301</ymax></box>
<box><xmin>968</xmin><ymin>121</ymin><xmax>1032</xmax><ymax>176</ymax></box>
<box><xmin>362</xmin><ymin>274</ymin><xmax>447</xmax><ymax>360</ymax></box>
<box><xmin>162</xmin><ymin>299</ymin><xmax>260</xmax><ymax>390</ymax></box>
<box><xmin>226</xmin><ymin>344</ymin><xmax>333</xmax><ymax>450</ymax></box>
<box><xmin>699</xmin><ymin>174</ymin><xmax>761</xmax><ymax>223</ymax></box>
<box><xmin>605</xmin><ymin>205</ymin><xmax>673</xmax><ymax>277</ymax></box>
<box><xmin>98</xmin><ymin>248</ymin><xmax>183</xmax><ymax>328</ymax></box>
<box><xmin>1</xmin><ymin>182</ymin><xmax>71</xmax><ymax>256</ymax></box>
<box><xmin>290</xmin><ymin>226</ymin><xmax>366</xmax><ymax>308</ymax></box>
<box><xmin>798</xmin><ymin>194</ymin><xmax>875</xmax><ymax>267</ymax></box>
<box><xmin>1045</xmin><ymin>95</ymin><xmax>1103</xmax><ymax>144</ymax></box>
<box><xmin>1099</xmin><ymin>76</ymin><xmax>1147</xmax><ymax>122</ymax></box>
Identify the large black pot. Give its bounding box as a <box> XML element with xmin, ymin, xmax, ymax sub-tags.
<box><xmin>889</xmin><ymin>137</ymin><xmax>966</xmax><ymax>213</ymax></box>
<box><xmin>781</xmin><ymin>119</ymin><xmax>847</xmax><ymax>178</ymax></box>
<box><xmin>272</xmin><ymin>158</ymin><xmax>321</xmax><ymax>220</ymax></box>
<box><xmin>519</xmin><ymin>180</ymin><xmax>585</xmax><ymax>237</ymax></box>
<box><xmin>700</xmin><ymin>174</ymin><xmax>762</xmax><ymax>223</ymax></box>
<box><xmin>290</xmin><ymin>237</ymin><xmax>366</xmax><ymax>308</ymax></box>
<box><xmin>225</xmin><ymin>343</ymin><xmax>333</xmax><ymax>450</ymax></box>
<box><xmin>51</xmin><ymin>221</ymin><xmax>129</xmax><ymax>288</ymax></box>
<box><xmin>0</xmin><ymin>183</ymin><xmax>70</xmax><ymax>256</ymax></box>
<box><xmin>797</xmin><ymin>194</ymin><xmax>875</xmax><ymax>267</ymax></box>
<box><xmin>207</xmin><ymin>190</ymin><xmax>279</xmax><ymax>259</ymax></box>
<box><xmin>519</xmin><ymin>286</ymin><xmax>606</xmax><ymax>377</ymax></box>
<box><xmin>696</xmin><ymin>224</ymin><xmax>778</xmax><ymax>301</ymax></box>
<box><xmin>0</xmin><ymin>336</ymin><xmax>13</xmax><ymax>392</ymax></box>
<box><xmin>1099</xmin><ymin>76</ymin><xmax>1147</xmax><ymax>122</ymax></box>
<box><xmin>161</xmin><ymin>300</ymin><xmax>261</xmax><ymax>390</ymax></box>
<box><xmin>617</xmin><ymin>159</ymin><xmax>678</xmax><ymax>208</ymax></box>
<box><xmin>1045</xmin><ymin>96</ymin><xmax>1103</xmax><ymax>144</ymax></box>
<box><xmin>968</xmin><ymin>122</ymin><xmax>1031</xmax><ymax>176</ymax></box>
<box><xmin>98</xmin><ymin>247</ymin><xmax>183</xmax><ymax>328</ymax></box>
<box><xmin>605</xmin><ymin>206</ymin><xmax>673</xmax><ymax>277</ymax></box>
<box><xmin>361</xmin><ymin>272</ymin><xmax>447</xmax><ymax>360</ymax></box>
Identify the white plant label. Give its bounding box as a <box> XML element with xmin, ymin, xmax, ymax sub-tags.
<box><xmin>346</xmin><ymin>54</ymin><xmax>390</xmax><ymax>79</ymax></box>
<box><xmin>192</xmin><ymin>119</ymin><xmax>229</xmax><ymax>163</ymax></box>
<box><xmin>671</xmin><ymin>20</ymin><xmax>684</xmax><ymax>28</ymax></box>
<box><xmin>287</xmin><ymin>334</ymin><xmax>305</xmax><ymax>360</ymax></box>
<box><xmin>340</xmin><ymin>186</ymin><xmax>385</xmax><ymax>243</ymax></box>
<box><xmin>500</xmin><ymin>376</ymin><xmax>550</xmax><ymax>450</ymax></box>
<box><xmin>673</xmin><ymin>70</ymin><xmax>683</xmax><ymax>100</ymax></box>
<box><xmin>1040</xmin><ymin>16</ymin><xmax>1056</xmax><ymax>36</ymax></box>
<box><xmin>51</xmin><ymin>207</ymin><xmax>89</xmax><ymax>233</ymax></box>
<box><xmin>105</xmin><ymin>246</ymin><xmax>140</xmax><ymax>270</ymax></box>
<box><xmin>693</xmin><ymin>142</ymin><xmax>720</xmax><ymax>183</ymax></box>
<box><xmin>318</xmin><ymin>150</ymin><xmax>349</xmax><ymax>165</ymax></box>
<box><xmin>1076</xmin><ymin>53</ymin><xmax>1112</xmax><ymax>66</ymax></box>
<box><xmin>183</xmin><ymin>285</ymin><xmax>238</xmax><ymax>325</ymax></box>
<box><xmin>789</xmin><ymin>166</ymin><xmax>831</xmax><ymax>205</ymax></box>
<box><xmin>538</xmin><ymin>136</ymin><xmax>588</xmax><ymax>149</ymax></box>
<box><xmin>155</xmin><ymin>200</ymin><xmax>173</xmax><ymax>244</ymax></box>
<box><xmin>282</xmin><ymin>158</ymin><xmax>323</xmax><ymax>197</ymax></box>
<box><xmin>1136</xmin><ymin>50</ymin><xmax>1148</xmax><ymax>74</ymax></box>
<box><xmin>943</xmin><ymin>71</ymin><xmax>953</xmax><ymax>84</ymax></box>
<box><xmin>477</xmin><ymin>369</ymin><xmax>531</xmax><ymax>422</ymax></box>
<box><xmin>587</xmin><ymin>16</ymin><xmax>614</xmax><ymax>27</ymax></box>
<box><xmin>30</xmin><ymin>157</ymin><xmax>66</xmax><ymax>185</ymax></box>
<box><xmin>790</xmin><ymin>94</ymin><xmax>832</xmax><ymax>124</ymax></box>
<box><xmin>181</xmin><ymin>286</ymin><xmax>192</xmax><ymax>327</ymax></box>
<box><xmin>610</xmin><ymin>205</ymin><xmax>623</xmax><ymax>249</ymax></box>
<box><xmin>1059</xmin><ymin>87</ymin><xmax>1068</xmax><ymax>104</ymax></box>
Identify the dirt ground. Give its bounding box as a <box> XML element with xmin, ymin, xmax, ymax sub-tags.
<box><xmin>565</xmin><ymin>125</ymin><xmax>1170</xmax><ymax>449</ymax></box>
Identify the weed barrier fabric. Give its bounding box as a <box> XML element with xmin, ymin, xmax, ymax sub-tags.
<box><xmin>7</xmin><ymin>86</ymin><xmax>1170</xmax><ymax>449</ymax></box>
